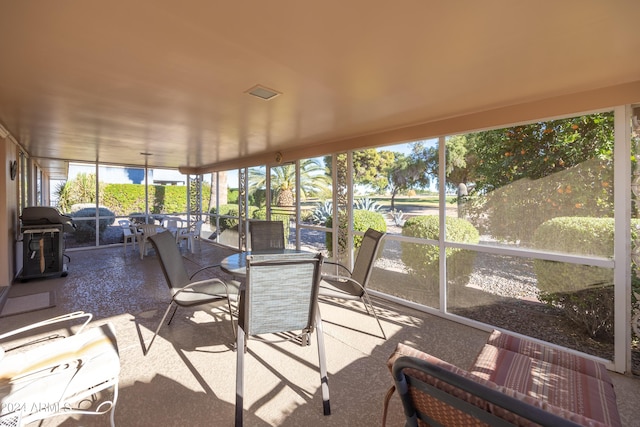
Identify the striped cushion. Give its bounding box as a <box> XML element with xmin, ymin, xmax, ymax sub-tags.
<box><xmin>486</xmin><ymin>330</ymin><xmax>611</xmax><ymax>384</ymax></box>
<box><xmin>471</xmin><ymin>343</ymin><xmax>621</xmax><ymax>427</ymax></box>
<box><xmin>388</xmin><ymin>343</ymin><xmax>606</xmax><ymax>427</ymax></box>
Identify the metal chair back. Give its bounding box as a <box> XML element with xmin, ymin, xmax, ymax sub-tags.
<box><xmin>249</xmin><ymin>220</ymin><xmax>285</xmax><ymax>252</ymax></box>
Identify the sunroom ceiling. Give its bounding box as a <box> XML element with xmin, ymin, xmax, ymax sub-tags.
<box><xmin>1</xmin><ymin>1</ymin><xmax>640</xmax><ymax>179</ymax></box>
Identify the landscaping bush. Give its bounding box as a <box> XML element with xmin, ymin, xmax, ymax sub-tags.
<box><xmin>401</xmin><ymin>216</ymin><xmax>479</xmax><ymax>290</ymax></box>
<box><xmin>325</xmin><ymin>209</ymin><xmax>387</xmax><ymax>252</ymax></box>
<box><xmin>533</xmin><ymin>216</ymin><xmax>640</xmax><ymax>338</ymax></box>
<box><xmin>210</xmin><ymin>204</ymin><xmax>259</xmax><ymax>231</ymax></box>
<box><xmin>71</xmin><ymin>207</ymin><xmax>116</xmax><ymax>243</ymax></box>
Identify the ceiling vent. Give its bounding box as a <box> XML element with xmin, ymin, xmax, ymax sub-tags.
<box><xmin>246</xmin><ymin>85</ymin><xmax>281</xmax><ymax>100</ymax></box>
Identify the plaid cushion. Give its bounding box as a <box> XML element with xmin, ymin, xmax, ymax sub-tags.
<box><xmin>471</xmin><ymin>343</ymin><xmax>621</xmax><ymax>427</ymax></box>
<box><xmin>388</xmin><ymin>343</ymin><xmax>608</xmax><ymax>427</ymax></box>
<box><xmin>486</xmin><ymin>330</ymin><xmax>611</xmax><ymax>384</ymax></box>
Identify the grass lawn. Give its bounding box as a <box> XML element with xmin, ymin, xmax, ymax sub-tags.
<box><xmin>371</xmin><ymin>195</ymin><xmax>457</xmax><ymax>210</ymax></box>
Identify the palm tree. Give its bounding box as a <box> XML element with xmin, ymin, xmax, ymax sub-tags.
<box><xmin>249</xmin><ymin>159</ymin><xmax>330</xmax><ymax>206</ymax></box>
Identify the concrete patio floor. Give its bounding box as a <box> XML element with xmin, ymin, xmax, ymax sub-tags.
<box><xmin>2</xmin><ymin>239</ymin><xmax>639</xmax><ymax>426</ymax></box>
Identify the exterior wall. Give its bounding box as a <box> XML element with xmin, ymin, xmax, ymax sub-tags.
<box><xmin>1</xmin><ymin>135</ymin><xmax>19</xmax><ymax>290</ymax></box>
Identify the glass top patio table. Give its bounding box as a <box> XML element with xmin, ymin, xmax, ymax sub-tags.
<box><xmin>220</xmin><ymin>249</ymin><xmax>314</xmax><ymax>278</ymax></box>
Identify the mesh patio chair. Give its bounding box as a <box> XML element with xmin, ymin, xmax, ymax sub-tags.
<box><xmin>235</xmin><ymin>252</ymin><xmax>330</xmax><ymax>427</ymax></box>
<box><xmin>145</xmin><ymin>231</ymin><xmax>239</xmax><ymax>353</ymax></box>
<box><xmin>248</xmin><ymin>220</ymin><xmax>285</xmax><ymax>252</ymax></box>
<box><xmin>0</xmin><ymin>312</ymin><xmax>120</xmax><ymax>427</ymax></box>
<box><xmin>319</xmin><ymin>228</ymin><xmax>387</xmax><ymax>339</ymax></box>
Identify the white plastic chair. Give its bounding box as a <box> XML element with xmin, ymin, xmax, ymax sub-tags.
<box><xmin>0</xmin><ymin>312</ymin><xmax>120</xmax><ymax>427</ymax></box>
<box><xmin>176</xmin><ymin>220</ymin><xmax>204</xmax><ymax>253</ymax></box>
<box><xmin>118</xmin><ymin>219</ymin><xmax>136</xmax><ymax>254</ymax></box>
<box><xmin>138</xmin><ymin>224</ymin><xmax>159</xmax><ymax>259</ymax></box>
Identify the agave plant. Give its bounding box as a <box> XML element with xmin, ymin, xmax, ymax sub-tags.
<box><xmin>388</xmin><ymin>209</ymin><xmax>405</xmax><ymax>226</ymax></box>
<box><xmin>353</xmin><ymin>197</ymin><xmax>381</xmax><ymax>212</ymax></box>
<box><xmin>311</xmin><ymin>200</ymin><xmax>333</xmax><ymax>225</ymax></box>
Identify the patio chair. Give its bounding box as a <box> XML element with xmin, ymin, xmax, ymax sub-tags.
<box><xmin>138</xmin><ymin>223</ymin><xmax>159</xmax><ymax>259</ymax></box>
<box><xmin>235</xmin><ymin>252</ymin><xmax>330</xmax><ymax>427</ymax></box>
<box><xmin>248</xmin><ymin>220</ymin><xmax>285</xmax><ymax>252</ymax></box>
<box><xmin>0</xmin><ymin>311</ymin><xmax>119</xmax><ymax>427</ymax></box>
<box><xmin>319</xmin><ymin>228</ymin><xmax>387</xmax><ymax>339</ymax></box>
<box><xmin>176</xmin><ymin>219</ymin><xmax>204</xmax><ymax>253</ymax></box>
<box><xmin>118</xmin><ymin>219</ymin><xmax>136</xmax><ymax>254</ymax></box>
<box><xmin>386</xmin><ymin>355</ymin><xmax>583</xmax><ymax>427</ymax></box>
<box><xmin>160</xmin><ymin>216</ymin><xmax>184</xmax><ymax>237</ymax></box>
<box><xmin>145</xmin><ymin>231</ymin><xmax>239</xmax><ymax>353</ymax></box>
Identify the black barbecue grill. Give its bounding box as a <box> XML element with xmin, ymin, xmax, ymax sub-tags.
<box><xmin>19</xmin><ymin>207</ymin><xmax>75</xmax><ymax>280</ymax></box>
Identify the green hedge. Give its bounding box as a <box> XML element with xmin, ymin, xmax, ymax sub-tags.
<box><xmin>95</xmin><ymin>183</ymin><xmax>212</xmax><ymax>217</ymax></box>
<box><xmin>401</xmin><ymin>215</ymin><xmax>479</xmax><ymax>289</ymax></box>
<box><xmin>210</xmin><ymin>204</ymin><xmax>259</xmax><ymax>231</ymax></box>
<box><xmin>533</xmin><ymin>217</ymin><xmax>618</xmax><ymax>294</ymax></box>
<box><xmin>533</xmin><ymin>216</ymin><xmax>640</xmax><ymax>338</ymax></box>
<box><xmin>325</xmin><ymin>210</ymin><xmax>387</xmax><ymax>252</ymax></box>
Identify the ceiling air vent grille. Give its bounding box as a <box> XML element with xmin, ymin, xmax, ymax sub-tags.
<box><xmin>246</xmin><ymin>85</ymin><xmax>281</xmax><ymax>100</ymax></box>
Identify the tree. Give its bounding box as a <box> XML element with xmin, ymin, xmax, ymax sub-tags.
<box><xmin>385</xmin><ymin>152</ymin><xmax>429</xmax><ymax>210</ymax></box>
<box><xmin>55</xmin><ymin>173</ymin><xmax>102</xmax><ymax>213</ymax></box>
<box><xmin>461</xmin><ymin>112</ymin><xmax>615</xmax><ymax>242</ymax></box>
<box><xmin>324</xmin><ymin>149</ymin><xmax>396</xmax><ymax>191</ymax></box>
<box><xmin>248</xmin><ymin>159</ymin><xmax>330</xmax><ymax>207</ymax></box>
<box><xmin>411</xmin><ymin>137</ymin><xmax>476</xmax><ymax>190</ymax></box>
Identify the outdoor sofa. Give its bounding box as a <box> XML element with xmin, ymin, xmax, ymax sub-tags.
<box><xmin>386</xmin><ymin>329</ymin><xmax>621</xmax><ymax>426</ymax></box>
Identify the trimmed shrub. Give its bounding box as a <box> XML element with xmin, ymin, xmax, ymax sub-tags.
<box><xmin>325</xmin><ymin>209</ymin><xmax>387</xmax><ymax>252</ymax></box>
<box><xmin>210</xmin><ymin>204</ymin><xmax>258</xmax><ymax>231</ymax></box>
<box><xmin>71</xmin><ymin>207</ymin><xmax>116</xmax><ymax>243</ymax></box>
<box><xmin>401</xmin><ymin>216</ymin><xmax>479</xmax><ymax>290</ymax></box>
<box><xmin>533</xmin><ymin>216</ymin><xmax>640</xmax><ymax>338</ymax></box>
<box><xmin>533</xmin><ymin>217</ymin><xmax>616</xmax><ymax>294</ymax></box>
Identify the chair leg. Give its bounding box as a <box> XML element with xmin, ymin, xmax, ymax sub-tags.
<box><xmin>315</xmin><ymin>308</ymin><xmax>331</xmax><ymax>415</ymax></box>
<box><xmin>109</xmin><ymin>381</ymin><xmax>119</xmax><ymax>427</ymax></box>
<box><xmin>166</xmin><ymin>305</ymin><xmax>179</xmax><ymax>325</ymax></box>
<box><xmin>146</xmin><ymin>302</ymin><xmax>175</xmax><ymax>354</ymax></box>
<box><xmin>362</xmin><ymin>292</ymin><xmax>387</xmax><ymax>340</ymax></box>
<box><xmin>235</xmin><ymin>324</ymin><xmax>245</xmax><ymax>427</ymax></box>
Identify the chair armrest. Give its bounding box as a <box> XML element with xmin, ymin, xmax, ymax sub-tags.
<box><xmin>178</xmin><ymin>277</ymin><xmax>240</xmax><ymax>298</ymax></box>
<box><xmin>321</xmin><ymin>274</ymin><xmax>365</xmax><ymax>291</ymax></box>
<box><xmin>322</xmin><ymin>261</ymin><xmax>352</xmax><ymax>276</ymax></box>
<box><xmin>189</xmin><ymin>264</ymin><xmax>222</xmax><ymax>280</ymax></box>
<box><xmin>0</xmin><ymin>311</ymin><xmax>92</xmax><ymax>341</ymax></box>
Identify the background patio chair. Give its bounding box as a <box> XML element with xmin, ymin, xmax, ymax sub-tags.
<box><xmin>137</xmin><ymin>223</ymin><xmax>160</xmax><ymax>259</ymax></box>
<box><xmin>160</xmin><ymin>216</ymin><xmax>184</xmax><ymax>237</ymax></box>
<box><xmin>118</xmin><ymin>219</ymin><xmax>136</xmax><ymax>254</ymax></box>
<box><xmin>146</xmin><ymin>231</ymin><xmax>239</xmax><ymax>353</ymax></box>
<box><xmin>248</xmin><ymin>220</ymin><xmax>285</xmax><ymax>252</ymax></box>
<box><xmin>0</xmin><ymin>311</ymin><xmax>119</xmax><ymax>427</ymax></box>
<box><xmin>319</xmin><ymin>227</ymin><xmax>387</xmax><ymax>339</ymax></box>
<box><xmin>235</xmin><ymin>252</ymin><xmax>330</xmax><ymax>427</ymax></box>
<box><xmin>176</xmin><ymin>219</ymin><xmax>204</xmax><ymax>253</ymax></box>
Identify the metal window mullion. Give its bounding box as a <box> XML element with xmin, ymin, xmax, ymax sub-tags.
<box><xmin>438</xmin><ymin>136</ymin><xmax>447</xmax><ymax>313</ymax></box>
<box><xmin>614</xmin><ymin>104</ymin><xmax>632</xmax><ymax>373</ymax></box>
<box><xmin>95</xmin><ymin>163</ymin><xmax>100</xmax><ymax>247</ymax></box>
<box><xmin>295</xmin><ymin>159</ymin><xmax>301</xmax><ymax>250</ymax></box>
<box><xmin>347</xmin><ymin>151</ymin><xmax>354</xmax><ymax>269</ymax></box>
